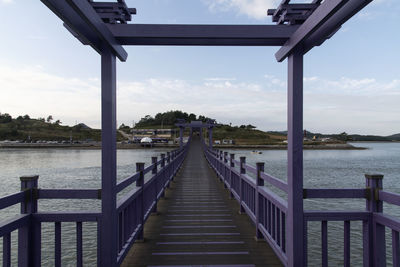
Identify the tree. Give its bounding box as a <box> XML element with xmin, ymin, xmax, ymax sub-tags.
<box><xmin>188</xmin><ymin>113</ymin><xmax>196</xmax><ymax>121</ymax></box>
<box><xmin>246</xmin><ymin>124</ymin><xmax>256</xmax><ymax>130</ymax></box>
<box><xmin>54</xmin><ymin>120</ymin><xmax>61</xmax><ymax>125</ymax></box>
<box><xmin>23</xmin><ymin>114</ymin><xmax>30</xmax><ymax>120</ymax></box>
<box><xmin>0</xmin><ymin>113</ymin><xmax>12</xmax><ymax>123</ymax></box>
<box><xmin>47</xmin><ymin>115</ymin><xmax>53</xmax><ymax>123</ymax></box>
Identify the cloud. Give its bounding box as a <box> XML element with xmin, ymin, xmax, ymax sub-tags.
<box><xmin>0</xmin><ymin>0</ymin><xmax>13</xmax><ymax>4</ymax></box>
<box><xmin>0</xmin><ymin>64</ymin><xmax>399</xmax><ymax>135</ymax></box>
<box><xmin>203</xmin><ymin>0</ymin><xmax>279</xmax><ymax>20</ymax></box>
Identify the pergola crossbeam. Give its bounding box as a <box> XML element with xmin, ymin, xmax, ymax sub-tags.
<box><xmin>107</xmin><ymin>24</ymin><xmax>299</xmax><ymax>46</ymax></box>
<box><xmin>40</xmin><ymin>0</ymin><xmax>128</xmax><ymax>61</ymax></box>
<box><xmin>275</xmin><ymin>0</ymin><xmax>371</xmax><ymax>62</ymax></box>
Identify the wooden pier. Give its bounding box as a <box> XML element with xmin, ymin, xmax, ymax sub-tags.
<box><xmin>122</xmin><ymin>137</ymin><xmax>282</xmax><ymax>266</ymax></box>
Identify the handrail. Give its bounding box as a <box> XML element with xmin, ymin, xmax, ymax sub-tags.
<box><xmin>0</xmin><ymin>191</ymin><xmax>26</xmax><ymax>210</ymax></box>
<box><xmin>0</xmin><ymin>214</ymin><xmax>30</xmax><ymax>237</ymax></box>
<box><xmin>379</xmin><ymin>190</ymin><xmax>400</xmax><ymax>206</ymax></box>
<box><xmin>304</xmin><ymin>188</ymin><xmax>367</xmax><ymax>199</ymax></box>
<box><xmin>38</xmin><ymin>189</ymin><xmax>100</xmax><ymax>199</ymax></box>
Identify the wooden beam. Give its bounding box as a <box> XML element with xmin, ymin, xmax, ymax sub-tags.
<box><xmin>275</xmin><ymin>0</ymin><xmax>371</xmax><ymax>62</ymax></box>
<box><xmin>107</xmin><ymin>24</ymin><xmax>299</xmax><ymax>46</ymax></box>
<box><xmin>40</xmin><ymin>0</ymin><xmax>128</xmax><ymax>61</ymax></box>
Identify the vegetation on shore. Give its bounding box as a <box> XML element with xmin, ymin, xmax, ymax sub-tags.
<box><xmin>0</xmin><ymin>113</ymin><xmax>122</xmax><ymax>142</ymax></box>
<box><xmin>1</xmin><ymin>111</ymin><xmax>398</xmax><ymax>144</ymax></box>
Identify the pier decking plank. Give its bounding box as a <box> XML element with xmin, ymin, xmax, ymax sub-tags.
<box><xmin>122</xmin><ymin>137</ymin><xmax>282</xmax><ymax>267</ymax></box>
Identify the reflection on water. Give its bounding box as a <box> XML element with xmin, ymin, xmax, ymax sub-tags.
<box><xmin>0</xmin><ymin>143</ymin><xmax>399</xmax><ymax>266</ymax></box>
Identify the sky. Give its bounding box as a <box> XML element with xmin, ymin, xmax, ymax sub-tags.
<box><xmin>0</xmin><ymin>0</ymin><xmax>399</xmax><ymax>135</ymax></box>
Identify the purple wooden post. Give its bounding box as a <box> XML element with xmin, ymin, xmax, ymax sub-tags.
<box><xmin>179</xmin><ymin>127</ymin><xmax>184</xmax><ymax>149</ymax></box>
<box><xmin>18</xmin><ymin>175</ymin><xmax>40</xmax><ymax>267</ymax></box>
<box><xmin>209</xmin><ymin>127</ymin><xmax>213</xmax><ymax>148</ymax></box>
<box><xmin>152</xmin><ymin>157</ymin><xmax>158</xmax><ymax>213</ymax></box>
<box><xmin>136</xmin><ymin>163</ymin><xmax>145</xmax><ymax>241</ymax></box>
<box><xmin>161</xmin><ymin>154</ymin><xmax>166</xmax><ymax>197</ymax></box>
<box><xmin>239</xmin><ymin>157</ymin><xmax>246</xmax><ymax>214</ymax></box>
<box><xmin>287</xmin><ymin>47</ymin><xmax>304</xmax><ymax>267</ymax></box>
<box><xmin>100</xmin><ymin>46</ymin><xmax>118</xmax><ymax>267</ymax></box>
<box><xmin>364</xmin><ymin>174</ymin><xmax>385</xmax><ymax>267</ymax></box>
<box><xmin>166</xmin><ymin>152</ymin><xmax>171</xmax><ymax>185</ymax></box>
<box><xmin>256</xmin><ymin>162</ymin><xmax>265</xmax><ymax>240</ymax></box>
<box><xmin>229</xmin><ymin>154</ymin><xmax>235</xmax><ymax>198</ymax></box>
<box><xmin>224</xmin><ymin>152</ymin><xmax>228</xmax><ymax>188</ymax></box>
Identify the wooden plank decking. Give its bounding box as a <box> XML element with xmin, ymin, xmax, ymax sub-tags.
<box><xmin>122</xmin><ymin>136</ymin><xmax>283</xmax><ymax>267</ymax></box>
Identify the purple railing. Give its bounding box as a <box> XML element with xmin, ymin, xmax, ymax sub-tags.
<box><xmin>203</xmin><ymin>143</ymin><xmax>289</xmax><ymax>264</ymax></box>
<box><xmin>0</xmin><ymin>140</ymin><xmax>190</xmax><ymax>267</ymax></box>
<box><xmin>203</xmin><ymin>142</ymin><xmax>400</xmax><ymax>267</ymax></box>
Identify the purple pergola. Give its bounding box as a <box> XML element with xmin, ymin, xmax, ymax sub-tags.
<box><xmin>175</xmin><ymin>120</ymin><xmax>216</xmax><ymax>149</ymax></box>
<box><xmin>38</xmin><ymin>0</ymin><xmax>373</xmax><ymax>266</ymax></box>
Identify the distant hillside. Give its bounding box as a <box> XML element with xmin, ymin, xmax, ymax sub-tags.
<box><xmin>0</xmin><ymin>113</ymin><xmax>123</xmax><ymax>142</ymax></box>
<box><xmin>387</xmin><ymin>134</ymin><xmax>400</xmax><ymax>141</ymax></box>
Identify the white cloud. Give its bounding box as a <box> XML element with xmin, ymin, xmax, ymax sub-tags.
<box><xmin>0</xmin><ymin>0</ymin><xmax>13</xmax><ymax>4</ymax></box>
<box><xmin>203</xmin><ymin>0</ymin><xmax>279</xmax><ymax>20</ymax></box>
<box><xmin>0</xmin><ymin>64</ymin><xmax>399</xmax><ymax>135</ymax></box>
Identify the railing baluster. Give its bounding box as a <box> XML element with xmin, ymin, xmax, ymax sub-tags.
<box><xmin>152</xmin><ymin>156</ymin><xmax>158</xmax><ymax>213</ymax></box>
<box><xmin>393</xmin><ymin>230</ymin><xmax>400</xmax><ymax>267</ymax></box>
<box><xmin>239</xmin><ymin>157</ymin><xmax>246</xmax><ymax>213</ymax></box>
<box><xmin>136</xmin><ymin>162</ymin><xmax>145</xmax><ymax>241</ymax></box>
<box><xmin>256</xmin><ymin>161</ymin><xmax>264</xmax><ymax>239</ymax></box>
<box><xmin>272</xmin><ymin>204</ymin><xmax>276</xmax><ymax>240</ymax></box>
<box><xmin>229</xmin><ymin>154</ymin><xmax>235</xmax><ymax>198</ymax></box>
<box><xmin>55</xmin><ymin>222</ymin><xmax>62</xmax><ymax>267</ymax></box>
<box><xmin>282</xmin><ymin>212</ymin><xmax>286</xmax><ymax>253</ymax></box>
<box><xmin>344</xmin><ymin>220</ymin><xmax>351</xmax><ymax>267</ymax></box>
<box><xmin>3</xmin><ymin>232</ymin><xmax>11</xmax><ymax>267</ymax></box>
<box><xmin>276</xmin><ymin>207</ymin><xmax>281</xmax><ymax>246</ymax></box>
<box><xmin>76</xmin><ymin>222</ymin><xmax>83</xmax><ymax>267</ymax></box>
<box><xmin>321</xmin><ymin>220</ymin><xmax>328</xmax><ymax>267</ymax></box>
<box><xmin>268</xmin><ymin>200</ymin><xmax>271</xmax><ymax>234</ymax></box>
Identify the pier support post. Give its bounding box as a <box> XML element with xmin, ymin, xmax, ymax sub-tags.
<box><xmin>229</xmin><ymin>154</ymin><xmax>235</xmax><ymax>198</ymax></box>
<box><xmin>239</xmin><ymin>157</ymin><xmax>246</xmax><ymax>214</ymax></box>
<box><xmin>136</xmin><ymin>163</ymin><xmax>145</xmax><ymax>241</ymax></box>
<box><xmin>179</xmin><ymin>127</ymin><xmax>184</xmax><ymax>149</ymax></box>
<box><xmin>256</xmin><ymin>163</ymin><xmax>265</xmax><ymax>240</ymax></box>
<box><xmin>287</xmin><ymin>47</ymin><xmax>304</xmax><ymax>267</ymax></box>
<box><xmin>152</xmin><ymin>157</ymin><xmax>158</xmax><ymax>213</ymax></box>
<box><xmin>100</xmin><ymin>45</ymin><xmax>118</xmax><ymax>267</ymax></box>
<box><xmin>209</xmin><ymin>127</ymin><xmax>213</xmax><ymax>148</ymax></box>
<box><xmin>18</xmin><ymin>175</ymin><xmax>40</xmax><ymax>267</ymax></box>
<box><xmin>224</xmin><ymin>152</ymin><xmax>228</xmax><ymax>188</ymax></box>
<box><xmin>364</xmin><ymin>174</ymin><xmax>385</xmax><ymax>267</ymax></box>
<box><xmin>161</xmin><ymin>154</ymin><xmax>166</xmax><ymax>197</ymax></box>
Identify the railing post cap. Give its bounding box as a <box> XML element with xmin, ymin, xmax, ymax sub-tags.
<box><xmin>161</xmin><ymin>153</ymin><xmax>165</xmax><ymax>157</ymax></box>
<box><xmin>136</xmin><ymin>162</ymin><xmax>145</xmax><ymax>168</ymax></box>
<box><xmin>230</xmin><ymin>153</ymin><xmax>235</xmax><ymax>157</ymax></box>
<box><xmin>256</xmin><ymin>162</ymin><xmax>265</xmax><ymax>167</ymax></box>
<box><xmin>240</xmin><ymin>156</ymin><xmax>246</xmax><ymax>160</ymax></box>
<box><xmin>20</xmin><ymin>175</ymin><xmax>39</xmax><ymax>182</ymax></box>
<box><xmin>365</xmin><ymin>174</ymin><xmax>384</xmax><ymax>180</ymax></box>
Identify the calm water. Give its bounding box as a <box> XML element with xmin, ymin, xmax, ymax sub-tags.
<box><xmin>0</xmin><ymin>143</ymin><xmax>399</xmax><ymax>266</ymax></box>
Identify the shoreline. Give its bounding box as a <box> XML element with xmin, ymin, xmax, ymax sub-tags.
<box><xmin>0</xmin><ymin>143</ymin><xmax>367</xmax><ymax>150</ymax></box>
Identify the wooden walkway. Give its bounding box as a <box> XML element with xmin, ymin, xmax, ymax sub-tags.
<box><xmin>122</xmin><ymin>136</ymin><xmax>282</xmax><ymax>267</ymax></box>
